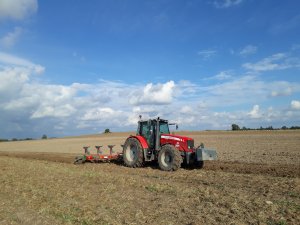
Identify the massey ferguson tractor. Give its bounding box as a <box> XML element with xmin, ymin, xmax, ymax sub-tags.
<box><xmin>122</xmin><ymin>117</ymin><xmax>217</xmax><ymax>171</ymax></box>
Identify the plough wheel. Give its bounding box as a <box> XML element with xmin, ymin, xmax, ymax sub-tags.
<box><xmin>74</xmin><ymin>156</ymin><xmax>85</xmax><ymax>164</ymax></box>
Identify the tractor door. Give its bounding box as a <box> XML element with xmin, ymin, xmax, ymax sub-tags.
<box><xmin>139</xmin><ymin>121</ymin><xmax>155</xmax><ymax>149</ymax></box>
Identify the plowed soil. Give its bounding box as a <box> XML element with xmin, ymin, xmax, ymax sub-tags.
<box><xmin>0</xmin><ymin>130</ymin><xmax>299</xmax><ymax>224</ymax></box>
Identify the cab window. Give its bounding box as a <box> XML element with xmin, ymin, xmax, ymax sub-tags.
<box><xmin>159</xmin><ymin>123</ymin><xmax>170</xmax><ymax>134</ymax></box>
<box><xmin>140</xmin><ymin>122</ymin><xmax>148</xmax><ymax>137</ymax></box>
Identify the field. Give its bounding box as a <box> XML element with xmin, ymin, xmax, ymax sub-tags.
<box><xmin>0</xmin><ymin>130</ymin><xmax>300</xmax><ymax>224</ymax></box>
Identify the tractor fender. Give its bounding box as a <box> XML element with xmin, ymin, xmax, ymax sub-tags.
<box><xmin>126</xmin><ymin>135</ymin><xmax>149</xmax><ymax>149</ymax></box>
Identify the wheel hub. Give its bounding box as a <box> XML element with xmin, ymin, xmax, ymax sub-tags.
<box><xmin>161</xmin><ymin>151</ymin><xmax>173</xmax><ymax>167</ymax></box>
<box><xmin>125</xmin><ymin>144</ymin><xmax>137</xmax><ymax>162</ymax></box>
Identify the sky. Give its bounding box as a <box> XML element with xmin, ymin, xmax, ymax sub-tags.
<box><xmin>0</xmin><ymin>0</ymin><xmax>300</xmax><ymax>138</ymax></box>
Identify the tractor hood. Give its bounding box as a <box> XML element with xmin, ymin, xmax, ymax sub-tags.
<box><xmin>160</xmin><ymin>134</ymin><xmax>194</xmax><ymax>151</ymax></box>
<box><xmin>160</xmin><ymin>134</ymin><xmax>193</xmax><ymax>142</ymax></box>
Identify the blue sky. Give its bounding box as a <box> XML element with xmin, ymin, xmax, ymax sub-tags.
<box><xmin>0</xmin><ymin>0</ymin><xmax>300</xmax><ymax>138</ymax></box>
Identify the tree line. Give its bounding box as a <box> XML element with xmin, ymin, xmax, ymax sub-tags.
<box><xmin>231</xmin><ymin>124</ymin><xmax>300</xmax><ymax>131</ymax></box>
<box><xmin>0</xmin><ymin>134</ymin><xmax>49</xmax><ymax>142</ymax></box>
<box><xmin>1</xmin><ymin>128</ymin><xmax>112</xmax><ymax>142</ymax></box>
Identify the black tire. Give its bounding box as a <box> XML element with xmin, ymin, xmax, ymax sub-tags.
<box><xmin>158</xmin><ymin>145</ymin><xmax>182</xmax><ymax>171</ymax></box>
<box><xmin>195</xmin><ymin>160</ymin><xmax>204</xmax><ymax>169</ymax></box>
<box><xmin>123</xmin><ymin>138</ymin><xmax>144</xmax><ymax>168</ymax></box>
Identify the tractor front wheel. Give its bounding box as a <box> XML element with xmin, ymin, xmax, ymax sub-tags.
<box><xmin>195</xmin><ymin>160</ymin><xmax>204</xmax><ymax>169</ymax></box>
<box><xmin>158</xmin><ymin>145</ymin><xmax>182</xmax><ymax>171</ymax></box>
<box><xmin>123</xmin><ymin>137</ymin><xmax>144</xmax><ymax>168</ymax></box>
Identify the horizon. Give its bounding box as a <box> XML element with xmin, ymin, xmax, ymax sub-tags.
<box><xmin>2</xmin><ymin>124</ymin><xmax>300</xmax><ymax>140</ymax></box>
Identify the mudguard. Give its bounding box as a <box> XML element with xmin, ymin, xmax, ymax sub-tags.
<box><xmin>127</xmin><ymin>135</ymin><xmax>149</xmax><ymax>149</ymax></box>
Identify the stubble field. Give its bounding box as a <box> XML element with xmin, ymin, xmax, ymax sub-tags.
<box><xmin>0</xmin><ymin>130</ymin><xmax>299</xmax><ymax>224</ymax></box>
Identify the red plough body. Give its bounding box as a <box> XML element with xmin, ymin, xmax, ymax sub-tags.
<box><xmin>74</xmin><ymin>145</ymin><xmax>123</xmax><ymax>164</ymax></box>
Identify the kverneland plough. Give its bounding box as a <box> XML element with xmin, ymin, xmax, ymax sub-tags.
<box><xmin>74</xmin><ymin>145</ymin><xmax>123</xmax><ymax>164</ymax></box>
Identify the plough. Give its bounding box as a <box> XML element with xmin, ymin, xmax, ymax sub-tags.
<box><xmin>74</xmin><ymin>145</ymin><xmax>123</xmax><ymax>164</ymax></box>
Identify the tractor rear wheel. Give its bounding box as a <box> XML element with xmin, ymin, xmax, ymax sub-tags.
<box><xmin>158</xmin><ymin>144</ymin><xmax>182</xmax><ymax>171</ymax></box>
<box><xmin>123</xmin><ymin>137</ymin><xmax>144</xmax><ymax>168</ymax></box>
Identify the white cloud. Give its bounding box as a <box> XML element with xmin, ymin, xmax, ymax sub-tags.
<box><xmin>0</xmin><ymin>27</ymin><xmax>23</xmax><ymax>48</ymax></box>
<box><xmin>270</xmin><ymin>82</ymin><xmax>293</xmax><ymax>97</ymax></box>
<box><xmin>3</xmin><ymin>81</ymin><xmax>79</xmax><ymax>118</ymax></box>
<box><xmin>0</xmin><ymin>0</ymin><xmax>38</xmax><ymax>21</ymax></box>
<box><xmin>201</xmin><ymin>76</ymin><xmax>264</xmax><ymax>106</ymax></box>
<box><xmin>291</xmin><ymin>100</ymin><xmax>300</xmax><ymax>110</ymax></box>
<box><xmin>199</xmin><ymin>75</ymin><xmax>300</xmax><ymax>108</ymax></box>
<box><xmin>203</xmin><ymin>71</ymin><xmax>232</xmax><ymax>81</ymax></box>
<box><xmin>239</xmin><ymin>45</ymin><xmax>257</xmax><ymax>56</ymax></box>
<box><xmin>213</xmin><ymin>0</ymin><xmax>243</xmax><ymax>9</ymax></box>
<box><xmin>31</xmin><ymin>104</ymin><xmax>76</xmax><ymax>119</ymax></box>
<box><xmin>132</xmin><ymin>106</ymin><xmax>159</xmax><ymax>117</ymax></box>
<box><xmin>213</xmin><ymin>71</ymin><xmax>232</xmax><ymax>80</ymax></box>
<box><xmin>0</xmin><ymin>52</ymin><xmax>45</xmax><ymax>74</ymax></box>
<box><xmin>129</xmin><ymin>81</ymin><xmax>175</xmax><ymax>105</ymax></box>
<box><xmin>26</xmin><ymin>85</ymin><xmax>78</xmax><ymax>119</ymax></box>
<box><xmin>197</xmin><ymin>50</ymin><xmax>217</xmax><ymax>59</ymax></box>
<box><xmin>1</xmin><ymin>52</ymin><xmax>300</xmax><ymax>138</ymax></box>
<box><xmin>0</xmin><ymin>56</ymin><xmax>180</xmax><ymax>137</ymax></box>
<box><xmin>82</xmin><ymin>107</ymin><xmax>122</xmax><ymax>121</ymax></box>
<box><xmin>0</xmin><ymin>67</ymin><xmax>31</xmax><ymax>102</ymax></box>
<box><xmin>243</xmin><ymin>53</ymin><xmax>300</xmax><ymax>72</ymax></box>
<box><xmin>180</xmin><ymin>106</ymin><xmax>194</xmax><ymax>114</ymax></box>
<box><xmin>248</xmin><ymin>105</ymin><xmax>261</xmax><ymax>119</ymax></box>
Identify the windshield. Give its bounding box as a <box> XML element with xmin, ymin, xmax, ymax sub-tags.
<box><xmin>159</xmin><ymin>123</ymin><xmax>170</xmax><ymax>134</ymax></box>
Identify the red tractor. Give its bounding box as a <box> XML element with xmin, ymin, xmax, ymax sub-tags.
<box><xmin>123</xmin><ymin>117</ymin><xmax>217</xmax><ymax>171</ymax></box>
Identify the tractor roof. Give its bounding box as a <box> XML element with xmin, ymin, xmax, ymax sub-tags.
<box><xmin>139</xmin><ymin>118</ymin><xmax>168</xmax><ymax>123</ymax></box>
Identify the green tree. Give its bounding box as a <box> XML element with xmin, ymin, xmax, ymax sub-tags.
<box><xmin>41</xmin><ymin>134</ymin><xmax>47</xmax><ymax>139</ymax></box>
<box><xmin>231</xmin><ymin>124</ymin><xmax>240</xmax><ymax>131</ymax></box>
<box><xmin>104</xmin><ymin>128</ymin><xmax>111</xmax><ymax>133</ymax></box>
<box><xmin>266</xmin><ymin>126</ymin><xmax>273</xmax><ymax>130</ymax></box>
<box><xmin>0</xmin><ymin>139</ymin><xmax>9</xmax><ymax>142</ymax></box>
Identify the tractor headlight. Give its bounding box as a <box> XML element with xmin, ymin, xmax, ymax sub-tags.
<box><xmin>187</xmin><ymin>140</ymin><xmax>194</xmax><ymax>149</ymax></box>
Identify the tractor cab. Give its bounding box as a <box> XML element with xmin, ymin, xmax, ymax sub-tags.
<box><xmin>137</xmin><ymin>118</ymin><xmax>171</xmax><ymax>150</ymax></box>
